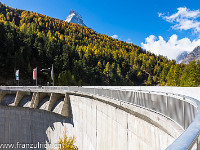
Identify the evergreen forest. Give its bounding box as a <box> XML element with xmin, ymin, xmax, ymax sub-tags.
<box><xmin>0</xmin><ymin>3</ymin><xmax>199</xmax><ymax>86</ymax></box>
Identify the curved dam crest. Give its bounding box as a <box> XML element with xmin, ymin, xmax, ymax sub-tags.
<box><xmin>0</xmin><ymin>86</ymin><xmax>199</xmax><ymax>150</ymax></box>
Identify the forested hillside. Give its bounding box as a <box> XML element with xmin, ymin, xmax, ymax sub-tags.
<box><xmin>0</xmin><ymin>2</ymin><xmax>199</xmax><ymax>86</ymax></box>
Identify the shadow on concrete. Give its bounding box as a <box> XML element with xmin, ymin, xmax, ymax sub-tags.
<box><xmin>18</xmin><ymin>95</ymin><xmax>32</xmax><ymax>107</ymax></box>
<box><xmin>51</xmin><ymin>97</ymin><xmax>65</xmax><ymax>113</ymax></box>
<box><xmin>37</xmin><ymin>96</ymin><xmax>50</xmax><ymax>110</ymax></box>
<box><xmin>69</xmin><ymin>98</ymin><xmax>74</xmax><ymax>127</ymax></box>
<box><xmin>0</xmin><ymin>105</ymin><xmax>74</xmax><ymax>150</ymax></box>
<box><xmin>0</xmin><ymin>94</ymin><xmax>16</xmax><ymax>106</ymax></box>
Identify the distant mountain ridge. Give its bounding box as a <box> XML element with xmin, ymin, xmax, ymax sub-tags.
<box><xmin>65</xmin><ymin>10</ymin><xmax>86</xmax><ymax>27</ymax></box>
<box><xmin>181</xmin><ymin>46</ymin><xmax>200</xmax><ymax>64</ymax></box>
<box><xmin>176</xmin><ymin>51</ymin><xmax>188</xmax><ymax>64</ymax></box>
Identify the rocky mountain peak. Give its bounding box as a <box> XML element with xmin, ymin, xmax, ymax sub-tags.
<box><xmin>181</xmin><ymin>46</ymin><xmax>200</xmax><ymax>64</ymax></box>
<box><xmin>176</xmin><ymin>51</ymin><xmax>188</xmax><ymax>64</ymax></box>
<box><xmin>192</xmin><ymin>46</ymin><xmax>200</xmax><ymax>54</ymax></box>
<box><xmin>65</xmin><ymin>10</ymin><xmax>86</xmax><ymax>27</ymax></box>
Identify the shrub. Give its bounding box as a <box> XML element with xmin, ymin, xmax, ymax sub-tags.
<box><xmin>58</xmin><ymin>130</ymin><xmax>78</xmax><ymax>150</ymax></box>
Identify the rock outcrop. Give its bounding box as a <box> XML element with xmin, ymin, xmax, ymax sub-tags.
<box><xmin>181</xmin><ymin>46</ymin><xmax>200</xmax><ymax>64</ymax></box>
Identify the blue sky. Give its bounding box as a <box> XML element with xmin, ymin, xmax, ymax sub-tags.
<box><xmin>1</xmin><ymin>0</ymin><xmax>200</xmax><ymax>59</ymax></box>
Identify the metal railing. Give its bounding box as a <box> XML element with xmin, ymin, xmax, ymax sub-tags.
<box><xmin>0</xmin><ymin>86</ymin><xmax>200</xmax><ymax>149</ymax></box>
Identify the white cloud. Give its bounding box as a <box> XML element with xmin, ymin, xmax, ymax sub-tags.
<box><xmin>126</xmin><ymin>38</ymin><xmax>132</xmax><ymax>43</ymax></box>
<box><xmin>111</xmin><ymin>34</ymin><xmax>118</xmax><ymax>39</ymax></box>
<box><xmin>141</xmin><ymin>34</ymin><xmax>200</xmax><ymax>60</ymax></box>
<box><xmin>159</xmin><ymin>7</ymin><xmax>200</xmax><ymax>33</ymax></box>
<box><xmin>158</xmin><ymin>13</ymin><xmax>164</xmax><ymax>17</ymax></box>
<box><xmin>142</xmin><ymin>7</ymin><xmax>200</xmax><ymax>60</ymax></box>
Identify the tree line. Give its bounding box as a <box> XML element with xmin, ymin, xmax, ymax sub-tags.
<box><xmin>0</xmin><ymin>2</ymin><xmax>199</xmax><ymax>86</ymax></box>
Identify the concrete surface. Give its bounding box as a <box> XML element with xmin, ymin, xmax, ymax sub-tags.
<box><xmin>0</xmin><ymin>94</ymin><xmax>16</xmax><ymax>106</ymax></box>
<box><xmin>32</xmin><ymin>92</ymin><xmax>48</xmax><ymax>109</ymax></box>
<box><xmin>48</xmin><ymin>93</ymin><xmax>64</xmax><ymax>111</ymax></box>
<box><xmin>14</xmin><ymin>91</ymin><xmax>30</xmax><ymax>106</ymax></box>
<box><xmin>0</xmin><ymin>88</ymin><xmax>184</xmax><ymax>150</ymax></box>
<box><xmin>86</xmin><ymin>86</ymin><xmax>200</xmax><ymax>101</ymax></box>
<box><xmin>0</xmin><ymin>105</ymin><xmax>72</xmax><ymax>150</ymax></box>
<box><xmin>18</xmin><ymin>95</ymin><xmax>32</xmax><ymax>107</ymax></box>
<box><xmin>0</xmin><ymin>91</ymin><xmax>9</xmax><ymax>103</ymax></box>
<box><xmin>61</xmin><ymin>94</ymin><xmax>71</xmax><ymax>117</ymax></box>
<box><xmin>37</xmin><ymin>97</ymin><xmax>50</xmax><ymax>110</ymax></box>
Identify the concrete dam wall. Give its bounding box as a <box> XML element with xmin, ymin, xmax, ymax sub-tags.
<box><xmin>0</xmin><ymin>86</ymin><xmax>199</xmax><ymax>150</ymax></box>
